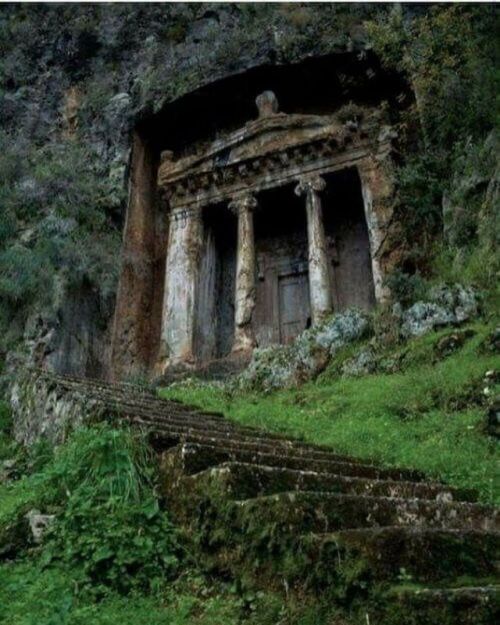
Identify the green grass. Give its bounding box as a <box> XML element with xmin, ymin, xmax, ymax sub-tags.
<box><xmin>0</xmin><ymin>562</ymin><xmax>244</xmax><ymax>625</ymax></box>
<box><xmin>0</xmin><ymin>559</ymin><xmax>332</xmax><ymax>625</ymax></box>
<box><xmin>160</xmin><ymin>322</ymin><xmax>500</xmax><ymax>503</ymax></box>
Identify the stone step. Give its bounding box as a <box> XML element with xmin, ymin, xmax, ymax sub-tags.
<box><xmin>141</xmin><ymin>422</ymin><xmax>387</xmax><ymax>465</ymax></box>
<box><xmin>36</xmin><ymin>371</ymin><xmax>227</xmax><ymax>418</ymax></box>
<box><xmin>233</xmin><ymin>492</ymin><xmax>498</xmax><ymax>533</ymax></box>
<box><xmin>300</xmin><ymin>527</ymin><xmax>500</xmax><ymax>585</ymax></box>
<box><xmin>160</xmin><ymin>442</ymin><xmax>427</xmax><ymax>482</ymax></box>
<box><xmin>44</xmin><ymin>374</ymin><xmax>389</xmax><ymax>459</ymax></box>
<box><xmin>177</xmin><ymin>461</ymin><xmax>475</xmax><ymax>502</ymax></box>
<box><xmin>46</xmin><ymin>378</ymin><xmax>226</xmax><ymax>421</ymax></box>
<box><xmin>377</xmin><ymin>584</ymin><xmax>500</xmax><ymax>625</ymax></box>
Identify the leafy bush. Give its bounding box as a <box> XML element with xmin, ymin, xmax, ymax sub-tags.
<box><xmin>44</xmin><ymin>490</ymin><xmax>179</xmax><ymax>595</ymax></box>
<box><xmin>0</xmin><ymin>425</ymin><xmax>181</xmax><ymax>595</ymax></box>
<box><xmin>38</xmin><ymin>426</ymin><xmax>180</xmax><ymax>594</ymax></box>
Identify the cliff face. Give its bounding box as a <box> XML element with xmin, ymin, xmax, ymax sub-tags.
<box><xmin>0</xmin><ymin>3</ymin><xmax>388</xmax><ymax>378</ymax></box>
<box><xmin>1</xmin><ymin>3</ymin><xmax>497</xmax><ymax>381</ymax></box>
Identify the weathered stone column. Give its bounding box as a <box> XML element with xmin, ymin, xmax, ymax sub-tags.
<box><xmin>295</xmin><ymin>175</ymin><xmax>333</xmax><ymax>323</ymax></box>
<box><xmin>159</xmin><ymin>205</ymin><xmax>203</xmax><ymax>369</ymax></box>
<box><xmin>230</xmin><ymin>193</ymin><xmax>258</xmax><ymax>353</ymax></box>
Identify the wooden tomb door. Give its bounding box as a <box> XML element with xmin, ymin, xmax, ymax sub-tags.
<box><xmin>254</xmin><ymin>258</ymin><xmax>311</xmax><ymax>347</ymax></box>
<box><xmin>278</xmin><ymin>272</ymin><xmax>310</xmax><ymax>344</ymax></box>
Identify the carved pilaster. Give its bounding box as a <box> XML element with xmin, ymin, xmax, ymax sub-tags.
<box><xmin>295</xmin><ymin>175</ymin><xmax>333</xmax><ymax>323</ymax></box>
<box><xmin>229</xmin><ymin>193</ymin><xmax>258</xmax><ymax>353</ymax></box>
<box><xmin>357</xmin><ymin>157</ymin><xmax>396</xmax><ymax>304</ymax></box>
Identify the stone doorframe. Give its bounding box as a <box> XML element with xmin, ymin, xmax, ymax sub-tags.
<box><xmin>156</xmin><ymin>92</ymin><xmax>396</xmax><ymax>371</ymax></box>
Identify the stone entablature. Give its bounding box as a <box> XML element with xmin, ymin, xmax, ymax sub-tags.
<box><xmin>158</xmin><ymin>104</ymin><xmax>392</xmax><ymax>211</ymax></box>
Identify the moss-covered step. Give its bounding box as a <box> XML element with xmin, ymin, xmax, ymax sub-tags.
<box><xmin>299</xmin><ymin>527</ymin><xmax>500</xmax><ymax>586</ymax></box>
<box><xmin>232</xmin><ymin>492</ymin><xmax>498</xmax><ymax>536</ymax></box>
<box><xmin>152</xmin><ymin>433</ymin><xmax>401</xmax><ymax>467</ymax></box>
<box><xmin>159</xmin><ymin>442</ymin><xmax>426</xmax><ymax>481</ymax></box>
<box><xmin>370</xmin><ymin>584</ymin><xmax>500</xmax><ymax>625</ymax></box>
<box><xmin>177</xmin><ymin>461</ymin><xmax>475</xmax><ymax>502</ymax></box>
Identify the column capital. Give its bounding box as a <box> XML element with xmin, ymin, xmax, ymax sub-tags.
<box><xmin>229</xmin><ymin>192</ymin><xmax>258</xmax><ymax>215</ymax></box>
<box><xmin>294</xmin><ymin>174</ymin><xmax>326</xmax><ymax>197</ymax></box>
<box><xmin>169</xmin><ymin>205</ymin><xmax>201</xmax><ymax>229</ymax></box>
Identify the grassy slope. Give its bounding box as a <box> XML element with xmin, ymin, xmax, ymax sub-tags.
<box><xmin>160</xmin><ymin>322</ymin><xmax>499</xmax><ymax>504</ymax></box>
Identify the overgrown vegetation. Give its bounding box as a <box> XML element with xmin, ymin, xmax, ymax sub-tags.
<box><xmin>0</xmin><ymin>135</ymin><xmax>122</xmax><ymax>356</ymax></box>
<box><xmin>366</xmin><ymin>4</ymin><xmax>499</xmax><ymax>300</ymax></box>
<box><xmin>0</xmin><ymin>420</ymin><xmax>342</xmax><ymax>624</ymax></box>
<box><xmin>161</xmin><ymin>321</ymin><xmax>499</xmax><ymax>504</ymax></box>
<box><xmin>0</xmin><ymin>4</ymin><xmax>498</xmax><ymax>623</ymax></box>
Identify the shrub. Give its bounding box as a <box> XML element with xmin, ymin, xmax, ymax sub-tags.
<box><xmin>38</xmin><ymin>426</ymin><xmax>181</xmax><ymax>594</ymax></box>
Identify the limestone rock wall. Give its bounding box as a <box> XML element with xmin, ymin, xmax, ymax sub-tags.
<box><xmin>9</xmin><ymin>371</ymin><xmax>105</xmax><ymax>446</ymax></box>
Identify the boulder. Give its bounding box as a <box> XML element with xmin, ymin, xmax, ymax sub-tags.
<box><xmin>400</xmin><ymin>284</ymin><xmax>479</xmax><ymax>338</ymax></box>
<box><xmin>237</xmin><ymin>309</ymin><xmax>369</xmax><ymax>391</ymax></box>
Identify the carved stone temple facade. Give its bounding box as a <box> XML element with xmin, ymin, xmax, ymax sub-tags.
<box><xmin>151</xmin><ymin>91</ymin><xmax>391</xmax><ymax>370</ymax></box>
<box><xmin>111</xmin><ymin>88</ymin><xmax>399</xmax><ymax>379</ymax></box>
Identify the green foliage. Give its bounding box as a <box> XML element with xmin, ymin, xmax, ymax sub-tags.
<box><xmin>366</xmin><ymin>5</ymin><xmax>499</xmax><ymax>293</ymax></box>
<box><xmin>384</xmin><ymin>270</ymin><xmax>426</xmax><ymax>307</ymax></box>
<box><xmin>43</xmin><ymin>491</ymin><xmax>179</xmax><ymax>595</ymax></box>
<box><xmin>0</xmin><ymin>132</ymin><xmax>121</xmax><ymax>352</ymax></box>
<box><xmin>0</xmin><ymin>425</ymin><xmax>181</xmax><ymax>595</ymax></box>
<box><xmin>161</xmin><ymin>322</ymin><xmax>500</xmax><ymax>503</ymax></box>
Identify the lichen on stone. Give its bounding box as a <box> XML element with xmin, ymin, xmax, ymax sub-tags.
<box><xmin>236</xmin><ymin>309</ymin><xmax>370</xmax><ymax>391</ymax></box>
<box><xmin>399</xmin><ymin>284</ymin><xmax>479</xmax><ymax>338</ymax></box>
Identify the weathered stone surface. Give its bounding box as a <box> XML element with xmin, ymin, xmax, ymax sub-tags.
<box><xmin>341</xmin><ymin>347</ymin><xmax>377</xmax><ymax>377</ymax></box>
<box><xmin>237</xmin><ymin>308</ymin><xmax>369</xmax><ymax>390</ymax></box>
<box><xmin>26</xmin><ymin>510</ymin><xmax>55</xmax><ymax>544</ymax></box>
<box><xmin>230</xmin><ymin>193</ymin><xmax>258</xmax><ymax>353</ymax></box>
<box><xmin>303</xmin><ymin>527</ymin><xmax>500</xmax><ymax>584</ymax></box>
<box><xmin>10</xmin><ymin>371</ymin><xmax>104</xmax><ymax>446</ymax></box>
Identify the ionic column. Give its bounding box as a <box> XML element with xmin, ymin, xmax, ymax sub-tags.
<box><xmin>159</xmin><ymin>205</ymin><xmax>203</xmax><ymax>368</ymax></box>
<box><xmin>295</xmin><ymin>175</ymin><xmax>333</xmax><ymax>323</ymax></box>
<box><xmin>229</xmin><ymin>193</ymin><xmax>258</xmax><ymax>353</ymax></box>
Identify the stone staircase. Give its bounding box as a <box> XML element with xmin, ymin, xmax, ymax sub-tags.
<box><xmin>21</xmin><ymin>371</ymin><xmax>500</xmax><ymax>624</ymax></box>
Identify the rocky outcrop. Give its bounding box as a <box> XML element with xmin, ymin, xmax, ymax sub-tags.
<box><xmin>398</xmin><ymin>284</ymin><xmax>479</xmax><ymax>338</ymax></box>
<box><xmin>0</xmin><ymin>4</ymin><xmax>397</xmax><ymax>380</ymax></box>
<box><xmin>236</xmin><ymin>309</ymin><xmax>369</xmax><ymax>391</ymax></box>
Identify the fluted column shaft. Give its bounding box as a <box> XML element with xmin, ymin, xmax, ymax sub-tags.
<box><xmin>295</xmin><ymin>175</ymin><xmax>333</xmax><ymax>323</ymax></box>
<box><xmin>160</xmin><ymin>206</ymin><xmax>203</xmax><ymax>367</ymax></box>
<box><xmin>230</xmin><ymin>193</ymin><xmax>257</xmax><ymax>352</ymax></box>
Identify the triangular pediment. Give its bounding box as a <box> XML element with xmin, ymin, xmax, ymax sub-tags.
<box><xmin>159</xmin><ymin>112</ymin><xmax>343</xmax><ymax>185</ymax></box>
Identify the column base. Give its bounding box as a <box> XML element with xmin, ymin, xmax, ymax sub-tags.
<box><xmin>231</xmin><ymin>328</ymin><xmax>256</xmax><ymax>355</ymax></box>
<box><xmin>154</xmin><ymin>354</ymin><xmax>198</xmax><ymax>378</ymax></box>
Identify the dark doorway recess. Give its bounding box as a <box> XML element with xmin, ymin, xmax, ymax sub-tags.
<box><xmin>323</xmin><ymin>167</ymin><xmax>375</xmax><ymax>311</ymax></box>
<box><xmin>253</xmin><ymin>184</ymin><xmax>310</xmax><ymax>347</ymax></box>
<box><xmin>195</xmin><ymin>204</ymin><xmax>237</xmax><ymax>361</ymax></box>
